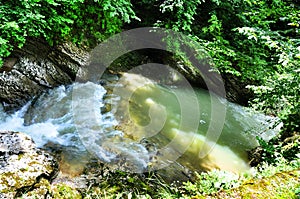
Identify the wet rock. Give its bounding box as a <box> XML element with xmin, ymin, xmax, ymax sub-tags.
<box><xmin>0</xmin><ymin>57</ymin><xmax>18</xmax><ymax>73</ymax></box>
<box><xmin>0</xmin><ymin>131</ymin><xmax>58</xmax><ymax>198</ymax></box>
<box><xmin>0</xmin><ymin>38</ymin><xmax>89</xmax><ymax>111</ymax></box>
<box><xmin>221</xmin><ymin>73</ymin><xmax>254</xmax><ymax>106</ymax></box>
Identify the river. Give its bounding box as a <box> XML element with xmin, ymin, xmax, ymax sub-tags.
<box><xmin>0</xmin><ymin>73</ymin><xmax>282</xmax><ymax>176</ymax></box>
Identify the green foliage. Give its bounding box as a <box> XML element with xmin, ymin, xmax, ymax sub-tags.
<box><xmin>155</xmin><ymin>0</ymin><xmax>204</xmax><ymax>32</ymax></box>
<box><xmin>182</xmin><ymin>170</ymin><xmax>242</xmax><ymax>195</ymax></box>
<box><xmin>82</xmin><ymin>169</ymin><xmax>167</xmax><ymax>199</ymax></box>
<box><xmin>157</xmin><ymin>170</ymin><xmax>243</xmax><ymax>198</ymax></box>
<box><xmin>257</xmin><ymin>133</ymin><xmax>300</xmax><ymax>164</ymax></box>
<box><xmin>50</xmin><ymin>183</ymin><xmax>81</xmax><ymax>199</ymax></box>
<box><xmin>224</xmin><ymin>0</ymin><xmax>299</xmax><ymax>132</ymax></box>
<box><xmin>256</xmin><ymin>136</ymin><xmax>281</xmax><ymax>163</ymax></box>
<box><xmin>253</xmin><ymin>157</ymin><xmax>300</xmax><ymax>178</ymax></box>
<box><xmin>199</xmin><ymin>14</ymin><xmax>239</xmax><ymax>75</ymax></box>
<box><xmin>0</xmin><ymin>0</ymin><xmax>138</xmax><ymax>65</ymax></box>
<box><xmin>248</xmin><ymin>66</ymin><xmax>300</xmax><ymax>132</ymax></box>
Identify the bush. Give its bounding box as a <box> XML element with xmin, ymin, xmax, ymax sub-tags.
<box><xmin>0</xmin><ymin>0</ymin><xmax>138</xmax><ymax>66</ymax></box>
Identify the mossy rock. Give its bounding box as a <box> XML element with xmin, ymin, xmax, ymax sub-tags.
<box><xmin>17</xmin><ymin>178</ymin><xmax>50</xmax><ymax>199</ymax></box>
<box><xmin>0</xmin><ymin>131</ymin><xmax>58</xmax><ymax>198</ymax></box>
<box><xmin>196</xmin><ymin>170</ymin><xmax>300</xmax><ymax>199</ymax></box>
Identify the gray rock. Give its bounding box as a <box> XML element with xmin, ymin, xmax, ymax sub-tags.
<box><xmin>0</xmin><ymin>38</ymin><xmax>89</xmax><ymax>111</ymax></box>
<box><xmin>0</xmin><ymin>131</ymin><xmax>58</xmax><ymax>198</ymax></box>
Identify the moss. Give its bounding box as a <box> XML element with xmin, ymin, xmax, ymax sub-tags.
<box><xmin>83</xmin><ymin>186</ymin><xmax>121</xmax><ymax>199</ymax></box>
<box><xmin>19</xmin><ymin>178</ymin><xmax>50</xmax><ymax>199</ymax></box>
<box><xmin>0</xmin><ymin>171</ymin><xmax>30</xmax><ymax>193</ymax></box>
<box><xmin>49</xmin><ymin>183</ymin><xmax>82</xmax><ymax>199</ymax></box>
<box><xmin>13</xmin><ymin>181</ymin><xmax>82</xmax><ymax>199</ymax></box>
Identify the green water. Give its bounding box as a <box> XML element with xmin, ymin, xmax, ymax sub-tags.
<box><xmin>108</xmin><ymin>73</ymin><xmax>281</xmax><ymax>173</ymax></box>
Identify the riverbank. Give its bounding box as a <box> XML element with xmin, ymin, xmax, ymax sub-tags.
<box><xmin>1</xmin><ymin>131</ymin><xmax>299</xmax><ymax>198</ymax></box>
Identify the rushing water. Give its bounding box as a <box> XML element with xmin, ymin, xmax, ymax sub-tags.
<box><xmin>0</xmin><ymin>73</ymin><xmax>282</xmax><ymax>175</ymax></box>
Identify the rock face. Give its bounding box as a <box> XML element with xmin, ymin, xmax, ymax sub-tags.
<box><xmin>0</xmin><ymin>131</ymin><xmax>58</xmax><ymax>198</ymax></box>
<box><xmin>0</xmin><ymin>38</ymin><xmax>89</xmax><ymax>111</ymax></box>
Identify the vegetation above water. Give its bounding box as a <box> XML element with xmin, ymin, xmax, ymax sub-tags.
<box><xmin>1</xmin><ymin>0</ymin><xmax>299</xmax><ymax>133</ymax></box>
<box><xmin>1</xmin><ymin>0</ymin><xmax>299</xmax><ymax>198</ymax></box>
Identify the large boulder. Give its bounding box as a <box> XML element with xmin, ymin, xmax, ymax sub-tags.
<box><xmin>0</xmin><ymin>131</ymin><xmax>58</xmax><ymax>198</ymax></box>
<box><xmin>0</xmin><ymin>38</ymin><xmax>89</xmax><ymax>111</ymax></box>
